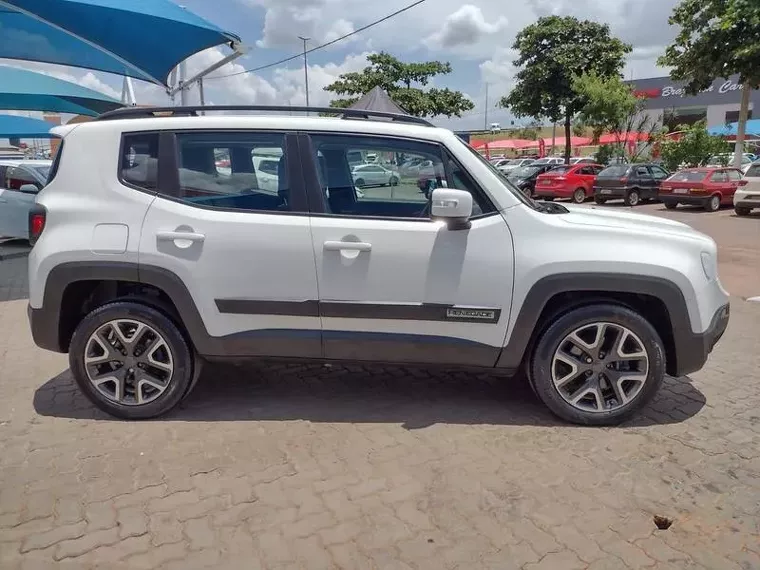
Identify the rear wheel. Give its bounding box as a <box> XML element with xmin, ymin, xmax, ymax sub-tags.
<box><xmin>389</xmin><ymin>176</ymin><xmax>399</xmax><ymax>186</ymax></box>
<box><xmin>705</xmin><ymin>194</ymin><xmax>721</xmax><ymax>212</ymax></box>
<box><xmin>594</xmin><ymin>196</ymin><xmax>607</xmax><ymax>205</ymax></box>
<box><xmin>69</xmin><ymin>302</ymin><xmax>194</xmax><ymax>420</ymax></box>
<box><xmin>355</xmin><ymin>178</ymin><xmax>365</xmax><ymax>188</ymax></box>
<box><xmin>735</xmin><ymin>206</ymin><xmax>751</xmax><ymax>216</ymax></box>
<box><xmin>664</xmin><ymin>201</ymin><xmax>678</xmax><ymax>210</ymax></box>
<box><xmin>624</xmin><ymin>189</ymin><xmax>640</xmax><ymax>206</ymax></box>
<box><xmin>572</xmin><ymin>188</ymin><xmax>586</xmax><ymax>204</ymax></box>
<box><xmin>530</xmin><ymin>304</ymin><xmax>665</xmax><ymax>426</ymax></box>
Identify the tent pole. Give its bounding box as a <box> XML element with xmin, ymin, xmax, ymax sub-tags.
<box><xmin>168</xmin><ymin>43</ymin><xmax>249</xmax><ymax>98</ymax></box>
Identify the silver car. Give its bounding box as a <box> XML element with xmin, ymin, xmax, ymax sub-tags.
<box><xmin>351</xmin><ymin>164</ymin><xmax>399</xmax><ymax>187</ymax></box>
<box><xmin>0</xmin><ymin>159</ymin><xmax>51</xmax><ymax>239</ymax></box>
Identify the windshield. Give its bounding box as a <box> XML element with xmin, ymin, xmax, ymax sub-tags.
<box><xmin>598</xmin><ymin>165</ymin><xmax>629</xmax><ymax>177</ymax></box>
<box><xmin>669</xmin><ymin>171</ymin><xmax>707</xmax><ymax>182</ymax></box>
<box><xmin>463</xmin><ymin>142</ymin><xmax>539</xmax><ymax>209</ymax></box>
<box><xmin>509</xmin><ymin>166</ymin><xmax>541</xmax><ymax>178</ymax></box>
<box><xmin>548</xmin><ymin>166</ymin><xmax>573</xmax><ymax>175</ymax></box>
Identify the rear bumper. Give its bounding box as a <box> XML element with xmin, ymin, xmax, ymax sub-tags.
<box><xmin>594</xmin><ymin>186</ymin><xmax>626</xmax><ymax>198</ymax></box>
<box><xmin>660</xmin><ymin>194</ymin><xmax>710</xmax><ymax>205</ymax></box>
<box><xmin>535</xmin><ymin>188</ymin><xmax>573</xmax><ymax>198</ymax></box>
<box><xmin>674</xmin><ymin>303</ymin><xmax>730</xmax><ymax>376</ymax></box>
<box><xmin>28</xmin><ymin>304</ymin><xmax>64</xmax><ymax>353</ymax></box>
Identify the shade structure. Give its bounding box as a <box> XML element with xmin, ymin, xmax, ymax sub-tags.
<box><xmin>0</xmin><ymin>114</ymin><xmax>57</xmax><ymax>138</ymax></box>
<box><xmin>597</xmin><ymin>132</ymin><xmax>650</xmax><ymax>145</ymax></box>
<box><xmin>0</xmin><ymin>0</ymin><xmax>240</xmax><ymax>86</ymax></box>
<box><xmin>708</xmin><ymin>119</ymin><xmax>760</xmax><ymax>137</ymax></box>
<box><xmin>538</xmin><ymin>136</ymin><xmax>592</xmax><ymax>147</ymax></box>
<box><xmin>474</xmin><ymin>139</ymin><xmax>536</xmax><ymax>150</ymax></box>
<box><xmin>0</xmin><ymin>65</ymin><xmax>122</xmax><ymax>116</ymax></box>
<box><xmin>347</xmin><ymin>86</ymin><xmax>408</xmax><ymax>115</ymax></box>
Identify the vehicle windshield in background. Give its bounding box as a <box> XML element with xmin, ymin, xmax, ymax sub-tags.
<box><xmin>509</xmin><ymin>166</ymin><xmax>541</xmax><ymax>178</ymax></box>
<box><xmin>597</xmin><ymin>165</ymin><xmax>629</xmax><ymax>177</ymax></box>
<box><xmin>669</xmin><ymin>171</ymin><xmax>708</xmax><ymax>182</ymax></box>
<box><xmin>746</xmin><ymin>164</ymin><xmax>760</xmax><ymax>177</ymax></box>
<box><xmin>31</xmin><ymin>166</ymin><xmax>50</xmax><ymax>180</ymax></box>
<box><xmin>707</xmin><ymin>155</ymin><xmax>730</xmax><ymax>165</ymax></box>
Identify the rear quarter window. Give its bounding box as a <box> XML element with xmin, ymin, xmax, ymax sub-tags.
<box><xmin>746</xmin><ymin>164</ymin><xmax>760</xmax><ymax>178</ymax></box>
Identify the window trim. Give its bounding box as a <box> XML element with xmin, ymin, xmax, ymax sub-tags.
<box><xmin>299</xmin><ymin>131</ymin><xmax>498</xmax><ymax>222</ymax></box>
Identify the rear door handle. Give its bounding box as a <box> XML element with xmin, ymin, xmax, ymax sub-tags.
<box><xmin>156</xmin><ymin>231</ymin><xmax>205</xmax><ymax>242</ymax></box>
<box><xmin>324</xmin><ymin>240</ymin><xmax>372</xmax><ymax>252</ymax></box>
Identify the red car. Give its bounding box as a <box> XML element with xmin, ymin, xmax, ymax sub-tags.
<box><xmin>534</xmin><ymin>164</ymin><xmax>605</xmax><ymax>203</ymax></box>
<box><xmin>659</xmin><ymin>167</ymin><xmax>744</xmax><ymax>212</ymax></box>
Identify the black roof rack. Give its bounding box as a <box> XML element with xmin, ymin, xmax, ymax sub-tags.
<box><xmin>94</xmin><ymin>105</ymin><xmax>434</xmax><ymax>126</ymax></box>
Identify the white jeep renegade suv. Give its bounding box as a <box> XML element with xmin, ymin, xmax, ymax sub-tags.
<box><xmin>27</xmin><ymin>106</ymin><xmax>730</xmax><ymax>425</ymax></box>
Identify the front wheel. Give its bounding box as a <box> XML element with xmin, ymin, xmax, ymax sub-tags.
<box><xmin>389</xmin><ymin>176</ymin><xmax>399</xmax><ymax>186</ymax></box>
<box><xmin>624</xmin><ymin>189</ymin><xmax>640</xmax><ymax>206</ymax></box>
<box><xmin>69</xmin><ymin>302</ymin><xmax>194</xmax><ymax>420</ymax></box>
<box><xmin>704</xmin><ymin>194</ymin><xmax>721</xmax><ymax>212</ymax></box>
<box><xmin>529</xmin><ymin>304</ymin><xmax>665</xmax><ymax>426</ymax></box>
<box><xmin>664</xmin><ymin>201</ymin><xmax>678</xmax><ymax>210</ymax></box>
<box><xmin>735</xmin><ymin>206</ymin><xmax>751</xmax><ymax>216</ymax></box>
<box><xmin>572</xmin><ymin>188</ymin><xmax>586</xmax><ymax>204</ymax></box>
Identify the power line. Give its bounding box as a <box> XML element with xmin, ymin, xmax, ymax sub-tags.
<box><xmin>206</xmin><ymin>0</ymin><xmax>428</xmax><ymax>80</ymax></box>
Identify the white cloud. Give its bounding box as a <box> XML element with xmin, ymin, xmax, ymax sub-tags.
<box><xmin>426</xmin><ymin>5</ymin><xmax>508</xmax><ymax>49</ymax></box>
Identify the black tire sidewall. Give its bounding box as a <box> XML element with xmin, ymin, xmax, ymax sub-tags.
<box><xmin>69</xmin><ymin>302</ymin><xmax>193</xmax><ymax>420</ymax></box>
<box><xmin>735</xmin><ymin>207</ymin><xmax>750</xmax><ymax>216</ymax></box>
<box><xmin>594</xmin><ymin>196</ymin><xmax>606</xmax><ymax>204</ymax></box>
<box><xmin>530</xmin><ymin>304</ymin><xmax>665</xmax><ymax>426</ymax></box>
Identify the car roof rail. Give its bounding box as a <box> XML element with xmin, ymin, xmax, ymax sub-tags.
<box><xmin>94</xmin><ymin>105</ymin><xmax>434</xmax><ymax>126</ymax></box>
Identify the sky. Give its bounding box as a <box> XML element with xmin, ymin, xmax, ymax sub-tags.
<box><xmin>0</xmin><ymin>0</ymin><xmax>683</xmax><ymax>131</ymax></box>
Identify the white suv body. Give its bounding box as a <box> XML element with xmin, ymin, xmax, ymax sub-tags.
<box><xmin>27</xmin><ymin>107</ymin><xmax>729</xmax><ymax>425</ymax></box>
<box><xmin>735</xmin><ymin>162</ymin><xmax>760</xmax><ymax>215</ymax></box>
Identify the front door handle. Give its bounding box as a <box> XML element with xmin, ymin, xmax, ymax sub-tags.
<box><xmin>156</xmin><ymin>231</ymin><xmax>205</xmax><ymax>243</ymax></box>
<box><xmin>324</xmin><ymin>240</ymin><xmax>372</xmax><ymax>252</ymax></box>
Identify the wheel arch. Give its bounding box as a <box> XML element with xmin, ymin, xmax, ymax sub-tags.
<box><xmin>496</xmin><ymin>273</ymin><xmax>693</xmax><ymax>377</ymax></box>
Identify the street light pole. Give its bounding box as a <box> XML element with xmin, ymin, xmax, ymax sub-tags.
<box><xmin>298</xmin><ymin>36</ymin><xmax>310</xmax><ymax>109</ymax></box>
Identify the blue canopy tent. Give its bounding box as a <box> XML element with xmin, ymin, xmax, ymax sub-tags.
<box><xmin>0</xmin><ymin>114</ymin><xmax>56</xmax><ymax>138</ymax></box>
<box><xmin>0</xmin><ymin>65</ymin><xmax>121</xmax><ymax>116</ymax></box>
<box><xmin>0</xmin><ymin>0</ymin><xmax>242</xmax><ymax>88</ymax></box>
<box><xmin>708</xmin><ymin>119</ymin><xmax>760</xmax><ymax>137</ymax></box>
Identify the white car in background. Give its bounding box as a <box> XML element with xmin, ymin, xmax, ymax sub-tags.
<box><xmin>351</xmin><ymin>163</ymin><xmax>399</xmax><ymax>187</ymax></box>
<box><xmin>0</xmin><ymin>159</ymin><xmax>52</xmax><ymax>239</ymax></box>
<box><xmin>497</xmin><ymin>158</ymin><xmax>535</xmax><ymax>173</ymax></box>
<box><xmin>735</xmin><ymin>162</ymin><xmax>760</xmax><ymax>216</ymax></box>
<box><xmin>252</xmin><ymin>156</ymin><xmax>280</xmax><ymax>193</ymax></box>
<box><xmin>706</xmin><ymin>154</ymin><xmax>754</xmax><ymax>173</ymax></box>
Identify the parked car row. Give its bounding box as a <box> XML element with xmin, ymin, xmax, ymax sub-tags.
<box><xmin>514</xmin><ymin>159</ymin><xmax>760</xmax><ymax>215</ymax></box>
<box><xmin>0</xmin><ymin>159</ymin><xmax>52</xmax><ymax>240</ymax></box>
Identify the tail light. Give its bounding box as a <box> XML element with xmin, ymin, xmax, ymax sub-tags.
<box><xmin>738</xmin><ymin>180</ymin><xmax>748</xmax><ymax>186</ymax></box>
<box><xmin>620</xmin><ymin>177</ymin><xmax>627</xmax><ymax>182</ymax></box>
<box><xmin>28</xmin><ymin>205</ymin><xmax>46</xmax><ymax>245</ymax></box>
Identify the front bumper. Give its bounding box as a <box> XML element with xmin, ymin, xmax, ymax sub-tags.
<box><xmin>674</xmin><ymin>303</ymin><xmax>729</xmax><ymax>376</ymax></box>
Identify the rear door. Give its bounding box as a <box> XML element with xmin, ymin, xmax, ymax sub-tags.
<box><xmin>708</xmin><ymin>169</ymin><xmax>731</xmax><ymax>202</ymax></box>
<box><xmin>576</xmin><ymin>166</ymin><xmax>597</xmax><ymax>192</ymax></box>
<box><xmin>138</xmin><ymin>130</ymin><xmax>321</xmax><ymax>358</ymax></box>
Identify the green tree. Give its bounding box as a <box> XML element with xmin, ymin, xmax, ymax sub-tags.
<box><xmin>658</xmin><ymin>0</ymin><xmax>760</xmax><ymax>168</ymax></box>
<box><xmin>324</xmin><ymin>52</ymin><xmax>474</xmax><ymax>117</ymax></box>
<box><xmin>498</xmin><ymin>16</ymin><xmax>631</xmax><ymax>163</ymax></box>
<box><xmin>657</xmin><ymin>121</ymin><xmax>732</xmax><ymax>172</ymax></box>
<box><xmin>574</xmin><ymin>72</ymin><xmax>663</xmax><ymax>161</ymax></box>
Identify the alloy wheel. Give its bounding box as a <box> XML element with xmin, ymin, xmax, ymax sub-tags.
<box><xmin>627</xmin><ymin>191</ymin><xmax>639</xmax><ymax>206</ymax></box>
<box><xmin>573</xmin><ymin>188</ymin><xmax>586</xmax><ymax>203</ymax></box>
<box><xmin>84</xmin><ymin>319</ymin><xmax>174</xmax><ymax>406</ymax></box>
<box><xmin>551</xmin><ymin>322</ymin><xmax>649</xmax><ymax>413</ymax></box>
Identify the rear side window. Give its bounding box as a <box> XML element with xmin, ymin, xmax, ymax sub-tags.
<box><xmin>598</xmin><ymin>165</ymin><xmax>629</xmax><ymax>177</ymax></box>
<box><xmin>121</xmin><ymin>133</ymin><xmax>159</xmax><ymax>191</ymax></box>
<box><xmin>745</xmin><ymin>164</ymin><xmax>760</xmax><ymax>178</ymax></box>
<box><xmin>174</xmin><ymin>131</ymin><xmax>294</xmax><ymax>213</ymax></box>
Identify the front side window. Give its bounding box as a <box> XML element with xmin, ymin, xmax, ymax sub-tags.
<box><xmin>174</xmin><ymin>132</ymin><xmax>293</xmax><ymax>213</ymax></box>
<box><xmin>121</xmin><ymin>133</ymin><xmax>159</xmax><ymax>190</ymax></box>
<box><xmin>650</xmin><ymin>166</ymin><xmax>669</xmax><ymax>179</ymax></box>
<box><xmin>634</xmin><ymin>166</ymin><xmax>651</xmax><ymax>178</ymax></box>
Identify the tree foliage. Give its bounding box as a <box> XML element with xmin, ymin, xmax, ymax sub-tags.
<box><xmin>658</xmin><ymin>0</ymin><xmax>760</xmax><ymax>167</ymax></box>
<box><xmin>324</xmin><ymin>52</ymin><xmax>474</xmax><ymax>118</ymax></box>
<box><xmin>657</xmin><ymin>121</ymin><xmax>732</xmax><ymax>172</ymax></box>
<box><xmin>498</xmin><ymin>16</ymin><xmax>631</xmax><ymax>163</ymax></box>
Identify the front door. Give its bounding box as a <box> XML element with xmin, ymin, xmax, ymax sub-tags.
<box><xmin>137</xmin><ymin>130</ymin><xmax>321</xmax><ymax>358</ymax></box>
<box><xmin>303</xmin><ymin>132</ymin><xmax>514</xmax><ymax>367</ymax></box>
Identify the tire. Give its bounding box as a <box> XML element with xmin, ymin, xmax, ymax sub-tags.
<box><xmin>704</xmin><ymin>194</ymin><xmax>721</xmax><ymax>212</ymax></box>
<box><xmin>735</xmin><ymin>206</ymin><xmax>751</xmax><ymax>216</ymax></box>
<box><xmin>542</xmin><ymin>196</ymin><xmax>554</xmax><ymax>202</ymax></box>
<box><xmin>572</xmin><ymin>188</ymin><xmax>586</xmax><ymax>204</ymax></box>
<box><xmin>594</xmin><ymin>196</ymin><xmax>607</xmax><ymax>205</ymax></box>
<box><xmin>624</xmin><ymin>189</ymin><xmax>640</xmax><ymax>206</ymax></box>
<box><xmin>664</xmin><ymin>201</ymin><xmax>678</xmax><ymax>210</ymax></box>
<box><xmin>355</xmin><ymin>178</ymin><xmax>365</xmax><ymax>188</ymax></box>
<box><xmin>529</xmin><ymin>303</ymin><xmax>665</xmax><ymax>426</ymax></box>
<box><xmin>69</xmin><ymin>301</ymin><xmax>194</xmax><ymax>420</ymax></box>
<box><xmin>389</xmin><ymin>176</ymin><xmax>399</xmax><ymax>186</ymax></box>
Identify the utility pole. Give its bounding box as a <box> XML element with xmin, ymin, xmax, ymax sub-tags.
<box><xmin>298</xmin><ymin>36</ymin><xmax>310</xmax><ymax>109</ymax></box>
<box><xmin>484</xmin><ymin>83</ymin><xmax>489</xmax><ymax>131</ymax></box>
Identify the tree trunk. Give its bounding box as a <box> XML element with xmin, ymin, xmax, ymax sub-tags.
<box><xmin>734</xmin><ymin>83</ymin><xmax>751</xmax><ymax>169</ymax></box>
<box><xmin>551</xmin><ymin>122</ymin><xmax>557</xmax><ymax>155</ymax></box>
<box><xmin>564</xmin><ymin>113</ymin><xmax>572</xmax><ymax>164</ymax></box>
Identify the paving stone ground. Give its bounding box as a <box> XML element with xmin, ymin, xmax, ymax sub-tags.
<box><xmin>0</xmin><ymin>204</ymin><xmax>758</xmax><ymax>569</ymax></box>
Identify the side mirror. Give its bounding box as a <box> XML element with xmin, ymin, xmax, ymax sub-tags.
<box><xmin>431</xmin><ymin>188</ymin><xmax>473</xmax><ymax>230</ymax></box>
<box><xmin>19</xmin><ymin>184</ymin><xmax>39</xmax><ymax>194</ymax></box>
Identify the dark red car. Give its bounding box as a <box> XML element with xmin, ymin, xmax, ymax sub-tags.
<box><xmin>534</xmin><ymin>164</ymin><xmax>605</xmax><ymax>203</ymax></box>
<box><xmin>659</xmin><ymin>167</ymin><xmax>744</xmax><ymax>212</ymax></box>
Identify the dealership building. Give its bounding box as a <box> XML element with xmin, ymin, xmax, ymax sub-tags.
<box><xmin>627</xmin><ymin>75</ymin><xmax>760</xmax><ymax>131</ymax></box>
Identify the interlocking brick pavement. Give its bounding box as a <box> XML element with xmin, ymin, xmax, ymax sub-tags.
<box><xmin>0</xmin><ymin>294</ymin><xmax>758</xmax><ymax>569</ymax></box>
